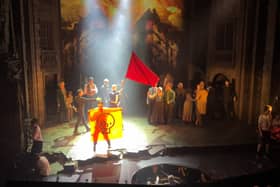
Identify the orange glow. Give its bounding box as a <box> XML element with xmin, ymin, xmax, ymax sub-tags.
<box><xmin>61</xmin><ymin>0</ymin><xmax>184</xmax><ymax>29</ymax></box>
<box><xmin>88</xmin><ymin>107</ymin><xmax>123</xmax><ymax>141</ymax></box>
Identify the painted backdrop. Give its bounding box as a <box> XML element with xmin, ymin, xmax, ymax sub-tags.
<box><xmin>61</xmin><ymin>0</ymin><xmax>184</xmax><ymax>90</ymax></box>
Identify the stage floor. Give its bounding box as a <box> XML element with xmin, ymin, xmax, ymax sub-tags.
<box><xmin>42</xmin><ymin>116</ymin><xmax>257</xmax><ymax>161</ymax></box>
<box><xmin>12</xmin><ymin>116</ymin><xmax>280</xmax><ymax>184</ymax></box>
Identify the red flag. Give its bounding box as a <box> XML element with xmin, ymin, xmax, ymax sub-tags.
<box><xmin>125</xmin><ymin>52</ymin><xmax>159</xmax><ymax>86</ymax></box>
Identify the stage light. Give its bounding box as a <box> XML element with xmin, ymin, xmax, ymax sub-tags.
<box><xmin>68</xmin><ymin>133</ymin><xmax>94</xmax><ymax>160</ymax></box>
<box><xmin>68</xmin><ymin>118</ymin><xmax>148</xmax><ymax>160</ymax></box>
<box><xmin>109</xmin><ymin>0</ymin><xmax>132</xmax><ymax>81</ymax></box>
<box><xmin>81</xmin><ymin>0</ymin><xmax>132</xmax><ymax>85</ymax></box>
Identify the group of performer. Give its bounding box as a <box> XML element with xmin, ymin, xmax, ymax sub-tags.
<box><xmin>147</xmin><ymin>79</ymin><xmax>237</xmax><ymax>126</ymax></box>
<box><xmin>147</xmin><ymin>81</ymin><xmax>176</xmax><ymax>125</ymax></box>
<box><xmin>56</xmin><ymin>75</ymin><xmax>242</xmax><ymax>152</ymax></box>
<box><xmin>56</xmin><ymin>76</ymin><xmax>126</xmax><ymax>152</ymax></box>
<box><xmin>56</xmin><ymin>77</ymin><xmax>124</xmax><ymax>133</ymax></box>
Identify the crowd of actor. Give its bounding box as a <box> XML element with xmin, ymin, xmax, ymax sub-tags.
<box><xmin>56</xmin><ymin>76</ymin><xmax>240</xmax><ymax>131</ymax></box>
<box><xmin>147</xmin><ymin>79</ymin><xmax>237</xmax><ymax>127</ymax></box>
<box><xmin>56</xmin><ymin>77</ymin><xmax>125</xmax><ymax>135</ymax></box>
<box><xmin>55</xmin><ymin>74</ymin><xmax>280</xmax><ymax>156</ymax></box>
<box><xmin>23</xmin><ymin>74</ymin><xmax>279</xmax><ymax>175</ymax></box>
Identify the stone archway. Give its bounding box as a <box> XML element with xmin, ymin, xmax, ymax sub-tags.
<box><xmin>212</xmin><ymin>73</ymin><xmax>229</xmax><ymax>85</ymax></box>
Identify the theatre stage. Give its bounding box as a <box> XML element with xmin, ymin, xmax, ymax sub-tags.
<box><xmin>16</xmin><ymin>116</ymin><xmax>280</xmax><ymax>185</ymax></box>
<box><xmin>42</xmin><ymin>116</ymin><xmax>257</xmax><ymax>161</ymax></box>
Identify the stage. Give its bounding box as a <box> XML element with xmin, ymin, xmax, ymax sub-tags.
<box><xmin>7</xmin><ymin>116</ymin><xmax>280</xmax><ymax>185</ymax></box>
<box><xmin>42</xmin><ymin>116</ymin><xmax>258</xmax><ymax>161</ymax></box>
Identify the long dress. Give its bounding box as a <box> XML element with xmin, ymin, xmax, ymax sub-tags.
<box><xmin>195</xmin><ymin>89</ymin><xmax>208</xmax><ymax>125</ymax></box>
<box><xmin>196</xmin><ymin>89</ymin><xmax>208</xmax><ymax>115</ymax></box>
<box><xmin>175</xmin><ymin>88</ymin><xmax>186</xmax><ymax>118</ymax></box>
<box><xmin>151</xmin><ymin>93</ymin><xmax>165</xmax><ymax>124</ymax></box>
<box><xmin>182</xmin><ymin>94</ymin><xmax>193</xmax><ymax>122</ymax></box>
